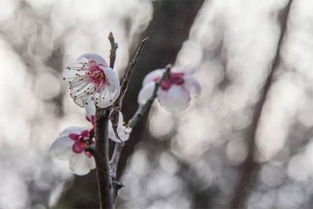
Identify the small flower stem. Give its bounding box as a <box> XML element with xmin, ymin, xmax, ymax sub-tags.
<box><xmin>110</xmin><ymin>64</ymin><xmax>172</xmax><ymax>200</ymax></box>
<box><xmin>94</xmin><ymin>108</ymin><xmax>113</xmax><ymax>209</ymax></box>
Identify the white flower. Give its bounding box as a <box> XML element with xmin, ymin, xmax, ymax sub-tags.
<box><xmin>63</xmin><ymin>53</ymin><xmax>120</xmax><ymax>108</ymax></box>
<box><xmin>50</xmin><ymin>126</ymin><xmax>96</xmax><ymax>176</ymax></box>
<box><xmin>138</xmin><ymin>67</ymin><xmax>201</xmax><ymax>112</ymax></box>
<box><xmin>109</xmin><ymin>112</ymin><xmax>131</xmax><ymax>143</ymax></box>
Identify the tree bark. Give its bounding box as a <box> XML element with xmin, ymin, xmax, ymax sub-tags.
<box><xmin>94</xmin><ymin>108</ymin><xmax>113</xmax><ymax>209</ymax></box>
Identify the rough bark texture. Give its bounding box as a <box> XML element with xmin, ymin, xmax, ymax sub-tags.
<box><xmin>94</xmin><ymin>108</ymin><xmax>113</xmax><ymax>209</ymax></box>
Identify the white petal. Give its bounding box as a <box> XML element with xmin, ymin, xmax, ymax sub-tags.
<box><xmin>171</xmin><ymin>66</ymin><xmax>197</xmax><ymax>74</ymax></box>
<box><xmin>73</xmin><ymin>94</ymin><xmax>92</xmax><ymax>107</ymax></box>
<box><xmin>69</xmin><ymin>154</ymin><xmax>95</xmax><ymax>176</ymax></box>
<box><xmin>102</xmin><ymin>66</ymin><xmax>120</xmax><ymax>93</ymax></box>
<box><xmin>183</xmin><ymin>75</ymin><xmax>201</xmax><ymax>96</ymax></box>
<box><xmin>143</xmin><ymin>69</ymin><xmax>165</xmax><ymax>86</ymax></box>
<box><xmin>59</xmin><ymin>126</ymin><xmax>87</xmax><ymax>138</ymax></box>
<box><xmin>77</xmin><ymin>53</ymin><xmax>108</xmax><ymax>66</ymax></box>
<box><xmin>90</xmin><ymin>67</ymin><xmax>120</xmax><ymax>108</ymax></box>
<box><xmin>108</xmin><ymin>112</ymin><xmax>131</xmax><ymax>143</ymax></box>
<box><xmin>118</xmin><ymin>126</ymin><xmax>132</xmax><ymax>142</ymax></box>
<box><xmin>93</xmin><ymin>85</ymin><xmax>115</xmax><ymax>108</ymax></box>
<box><xmin>118</xmin><ymin>111</ymin><xmax>124</xmax><ymax>126</ymax></box>
<box><xmin>138</xmin><ymin>82</ymin><xmax>156</xmax><ymax>104</ymax></box>
<box><xmin>63</xmin><ymin>65</ymin><xmax>87</xmax><ymax>86</ymax></box>
<box><xmin>70</xmin><ymin>81</ymin><xmax>93</xmax><ymax>97</ymax></box>
<box><xmin>50</xmin><ymin>135</ymin><xmax>74</xmax><ymax>161</ymax></box>
<box><xmin>158</xmin><ymin>85</ymin><xmax>190</xmax><ymax>112</ymax></box>
<box><xmin>85</xmin><ymin>100</ymin><xmax>96</xmax><ymax>118</ymax></box>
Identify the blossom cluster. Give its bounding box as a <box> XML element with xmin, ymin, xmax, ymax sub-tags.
<box><xmin>50</xmin><ymin>53</ymin><xmax>201</xmax><ymax>175</ymax></box>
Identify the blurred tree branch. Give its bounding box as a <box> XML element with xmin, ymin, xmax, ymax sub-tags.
<box><xmin>117</xmin><ymin>0</ymin><xmax>205</xmax><ymax>181</ymax></box>
<box><xmin>230</xmin><ymin>0</ymin><xmax>294</xmax><ymax>208</ymax></box>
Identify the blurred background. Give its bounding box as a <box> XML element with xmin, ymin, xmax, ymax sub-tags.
<box><xmin>1</xmin><ymin>0</ymin><xmax>313</xmax><ymax>208</ymax></box>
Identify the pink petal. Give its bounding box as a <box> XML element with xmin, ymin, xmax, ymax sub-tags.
<box><xmin>69</xmin><ymin>133</ymin><xmax>79</xmax><ymax>141</ymax></box>
<box><xmin>72</xmin><ymin>142</ymin><xmax>84</xmax><ymax>153</ymax></box>
<box><xmin>80</xmin><ymin>130</ymin><xmax>90</xmax><ymax>138</ymax></box>
<box><xmin>158</xmin><ymin>85</ymin><xmax>191</xmax><ymax>112</ymax></box>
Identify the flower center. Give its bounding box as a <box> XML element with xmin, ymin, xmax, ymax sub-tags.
<box><xmin>85</xmin><ymin>61</ymin><xmax>107</xmax><ymax>92</ymax></box>
<box><xmin>154</xmin><ymin>72</ymin><xmax>185</xmax><ymax>91</ymax></box>
<box><xmin>69</xmin><ymin>130</ymin><xmax>94</xmax><ymax>157</ymax></box>
<box><xmin>89</xmin><ymin>66</ymin><xmax>106</xmax><ymax>85</ymax></box>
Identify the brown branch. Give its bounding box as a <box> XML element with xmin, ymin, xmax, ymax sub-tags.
<box><xmin>127</xmin><ymin>64</ymin><xmax>171</xmax><ymax>128</ymax></box>
<box><xmin>117</xmin><ymin>37</ymin><xmax>149</xmax><ymax>107</ymax></box>
<box><xmin>109</xmin><ymin>37</ymin><xmax>149</xmax><ymax>141</ymax></box>
<box><xmin>110</xmin><ymin>64</ymin><xmax>172</xmax><ymax>200</ymax></box>
<box><xmin>230</xmin><ymin>1</ymin><xmax>293</xmax><ymax>208</ymax></box>
<box><xmin>94</xmin><ymin>108</ymin><xmax>113</xmax><ymax>209</ymax></box>
<box><xmin>108</xmin><ymin>32</ymin><xmax>118</xmax><ymax>69</ymax></box>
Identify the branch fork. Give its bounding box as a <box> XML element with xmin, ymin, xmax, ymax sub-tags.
<box><xmin>93</xmin><ymin>32</ymin><xmax>173</xmax><ymax>209</ymax></box>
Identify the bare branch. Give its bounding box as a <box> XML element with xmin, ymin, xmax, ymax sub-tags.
<box><xmin>110</xmin><ymin>64</ymin><xmax>172</xmax><ymax>200</ymax></box>
<box><xmin>110</xmin><ymin>37</ymin><xmax>149</xmax><ymax>140</ymax></box>
<box><xmin>108</xmin><ymin>32</ymin><xmax>118</xmax><ymax>69</ymax></box>
<box><xmin>94</xmin><ymin>108</ymin><xmax>113</xmax><ymax>209</ymax></box>
<box><xmin>117</xmin><ymin>37</ymin><xmax>149</xmax><ymax>107</ymax></box>
<box><xmin>127</xmin><ymin>64</ymin><xmax>171</xmax><ymax>128</ymax></box>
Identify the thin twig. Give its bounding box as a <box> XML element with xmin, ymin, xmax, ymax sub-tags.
<box><xmin>94</xmin><ymin>108</ymin><xmax>113</xmax><ymax>209</ymax></box>
<box><xmin>230</xmin><ymin>1</ymin><xmax>293</xmax><ymax>208</ymax></box>
<box><xmin>108</xmin><ymin>32</ymin><xmax>118</xmax><ymax>69</ymax></box>
<box><xmin>117</xmin><ymin>37</ymin><xmax>149</xmax><ymax>107</ymax></box>
<box><xmin>110</xmin><ymin>37</ymin><xmax>149</xmax><ymax>140</ymax></box>
<box><xmin>110</xmin><ymin>64</ymin><xmax>172</xmax><ymax>200</ymax></box>
<box><xmin>127</xmin><ymin>64</ymin><xmax>171</xmax><ymax>128</ymax></box>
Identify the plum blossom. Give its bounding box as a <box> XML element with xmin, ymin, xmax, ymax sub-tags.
<box><xmin>138</xmin><ymin>66</ymin><xmax>201</xmax><ymax>112</ymax></box>
<box><xmin>50</xmin><ymin>126</ymin><xmax>96</xmax><ymax>175</ymax></box>
<box><xmin>63</xmin><ymin>53</ymin><xmax>120</xmax><ymax>108</ymax></box>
